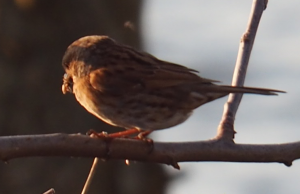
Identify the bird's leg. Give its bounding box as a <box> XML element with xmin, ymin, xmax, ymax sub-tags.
<box><xmin>136</xmin><ymin>130</ymin><xmax>153</xmax><ymax>139</ymax></box>
<box><xmin>88</xmin><ymin>129</ymin><xmax>154</xmax><ymax>156</ymax></box>
<box><xmin>105</xmin><ymin>128</ymin><xmax>140</xmax><ymax>138</ymax></box>
<box><xmin>88</xmin><ymin>128</ymin><xmax>141</xmax><ymax>139</ymax></box>
<box><xmin>88</xmin><ymin>128</ymin><xmax>154</xmax><ymax>151</ymax></box>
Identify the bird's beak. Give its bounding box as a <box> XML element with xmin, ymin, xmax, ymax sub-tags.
<box><xmin>62</xmin><ymin>73</ymin><xmax>73</xmax><ymax>94</ymax></box>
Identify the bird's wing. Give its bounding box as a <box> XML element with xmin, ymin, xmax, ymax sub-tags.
<box><xmin>141</xmin><ymin>51</ymin><xmax>220</xmax><ymax>87</ymax></box>
<box><xmin>89</xmin><ymin>57</ymin><xmax>219</xmax><ymax>94</ymax></box>
<box><xmin>145</xmin><ymin>63</ymin><xmax>218</xmax><ymax>88</ymax></box>
<box><xmin>89</xmin><ymin>68</ymin><xmax>140</xmax><ymax>95</ymax></box>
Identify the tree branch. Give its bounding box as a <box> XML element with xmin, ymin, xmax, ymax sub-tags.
<box><xmin>217</xmin><ymin>0</ymin><xmax>268</xmax><ymax>140</ymax></box>
<box><xmin>0</xmin><ymin>134</ymin><xmax>298</xmax><ymax>169</ymax></box>
<box><xmin>0</xmin><ymin>0</ymin><xmax>289</xmax><ymax>174</ymax></box>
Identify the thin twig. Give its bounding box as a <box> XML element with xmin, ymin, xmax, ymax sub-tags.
<box><xmin>217</xmin><ymin>0</ymin><xmax>268</xmax><ymax>140</ymax></box>
<box><xmin>81</xmin><ymin>158</ymin><xmax>99</xmax><ymax>194</ymax></box>
<box><xmin>43</xmin><ymin>188</ymin><xmax>55</xmax><ymax>194</ymax></box>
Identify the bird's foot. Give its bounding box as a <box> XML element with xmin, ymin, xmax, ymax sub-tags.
<box><xmin>87</xmin><ymin>128</ymin><xmax>141</xmax><ymax>139</ymax></box>
<box><xmin>87</xmin><ymin>129</ymin><xmax>109</xmax><ymax>138</ymax></box>
<box><xmin>133</xmin><ymin>130</ymin><xmax>154</xmax><ymax>153</ymax></box>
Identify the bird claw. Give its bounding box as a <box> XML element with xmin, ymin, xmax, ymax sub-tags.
<box><xmin>88</xmin><ymin>129</ymin><xmax>154</xmax><ymax>156</ymax></box>
<box><xmin>87</xmin><ymin>129</ymin><xmax>154</xmax><ymax>140</ymax></box>
<box><xmin>87</xmin><ymin>129</ymin><xmax>109</xmax><ymax>138</ymax></box>
<box><xmin>130</xmin><ymin>130</ymin><xmax>154</xmax><ymax>153</ymax></box>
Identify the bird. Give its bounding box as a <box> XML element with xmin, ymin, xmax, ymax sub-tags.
<box><xmin>62</xmin><ymin>35</ymin><xmax>284</xmax><ymax>138</ymax></box>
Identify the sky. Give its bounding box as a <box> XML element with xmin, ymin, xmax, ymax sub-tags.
<box><xmin>141</xmin><ymin>1</ymin><xmax>300</xmax><ymax>194</ymax></box>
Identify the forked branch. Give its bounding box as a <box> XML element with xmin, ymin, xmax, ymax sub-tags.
<box><xmin>0</xmin><ymin>134</ymin><xmax>299</xmax><ymax>169</ymax></box>
<box><xmin>0</xmin><ymin>0</ymin><xmax>291</xmax><ymax>172</ymax></box>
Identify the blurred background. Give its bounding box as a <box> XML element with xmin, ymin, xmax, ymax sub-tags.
<box><xmin>0</xmin><ymin>0</ymin><xmax>299</xmax><ymax>194</ymax></box>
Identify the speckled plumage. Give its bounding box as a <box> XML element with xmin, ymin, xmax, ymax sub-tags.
<box><xmin>62</xmin><ymin>35</ymin><xmax>283</xmax><ymax>133</ymax></box>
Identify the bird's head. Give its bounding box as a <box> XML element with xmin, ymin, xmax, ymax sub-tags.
<box><xmin>61</xmin><ymin>35</ymin><xmax>116</xmax><ymax>94</ymax></box>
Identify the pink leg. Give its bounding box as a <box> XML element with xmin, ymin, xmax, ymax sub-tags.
<box><xmin>89</xmin><ymin>128</ymin><xmax>141</xmax><ymax>138</ymax></box>
<box><xmin>106</xmin><ymin>128</ymin><xmax>141</xmax><ymax>138</ymax></box>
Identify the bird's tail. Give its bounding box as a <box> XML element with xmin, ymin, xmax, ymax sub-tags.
<box><xmin>198</xmin><ymin>85</ymin><xmax>285</xmax><ymax>95</ymax></box>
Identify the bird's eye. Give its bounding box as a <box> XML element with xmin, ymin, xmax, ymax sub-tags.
<box><xmin>63</xmin><ymin>62</ymin><xmax>70</xmax><ymax>69</ymax></box>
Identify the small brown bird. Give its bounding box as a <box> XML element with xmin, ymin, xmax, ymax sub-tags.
<box><xmin>62</xmin><ymin>35</ymin><xmax>283</xmax><ymax>137</ymax></box>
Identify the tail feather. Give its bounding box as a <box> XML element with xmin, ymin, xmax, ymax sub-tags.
<box><xmin>187</xmin><ymin>85</ymin><xmax>284</xmax><ymax>109</ymax></box>
<box><xmin>199</xmin><ymin>85</ymin><xmax>285</xmax><ymax>95</ymax></box>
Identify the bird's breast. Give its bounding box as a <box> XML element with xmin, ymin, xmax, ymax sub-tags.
<box><xmin>73</xmin><ymin>78</ymin><xmax>194</xmax><ymax>130</ymax></box>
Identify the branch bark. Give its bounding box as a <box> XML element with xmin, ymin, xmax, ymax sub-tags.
<box><xmin>0</xmin><ymin>134</ymin><xmax>298</xmax><ymax>169</ymax></box>
<box><xmin>0</xmin><ymin>0</ymin><xmax>290</xmax><ymax>174</ymax></box>
<box><xmin>217</xmin><ymin>0</ymin><xmax>268</xmax><ymax>140</ymax></box>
